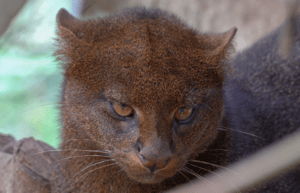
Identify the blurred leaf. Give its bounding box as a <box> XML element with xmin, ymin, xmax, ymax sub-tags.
<box><xmin>0</xmin><ymin>0</ymin><xmax>76</xmax><ymax>148</ymax></box>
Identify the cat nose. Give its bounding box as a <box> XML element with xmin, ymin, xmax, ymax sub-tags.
<box><xmin>138</xmin><ymin>150</ymin><xmax>171</xmax><ymax>173</ymax></box>
<box><xmin>135</xmin><ymin>142</ymin><xmax>171</xmax><ymax>173</ymax></box>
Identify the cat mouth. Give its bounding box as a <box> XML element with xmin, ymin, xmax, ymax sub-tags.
<box><xmin>116</xmin><ymin>150</ymin><xmax>184</xmax><ymax>184</ymax></box>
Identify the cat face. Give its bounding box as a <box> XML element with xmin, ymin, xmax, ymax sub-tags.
<box><xmin>56</xmin><ymin>8</ymin><xmax>236</xmax><ymax>184</ymax></box>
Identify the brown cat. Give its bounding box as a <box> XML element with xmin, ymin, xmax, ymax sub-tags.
<box><xmin>51</xmin><ymin>7</ymin><xmax>236</xmax><ymax>192</ymax></box>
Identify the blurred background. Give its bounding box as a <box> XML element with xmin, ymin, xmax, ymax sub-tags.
<box><xmin>0</xmin><ymin>0</ymin><xmax>289</xmax><ymax>148</ymax></box>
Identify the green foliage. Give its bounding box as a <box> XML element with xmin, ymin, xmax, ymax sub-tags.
<box><xmin>0</xmin><ymin>0</ymin><xmax>73</xmax><ymax>148</ymax></box>
<box><xmin>0</xmin><ymin>53</ymin><xmax>62</xmax><ymax>148</ymax></box>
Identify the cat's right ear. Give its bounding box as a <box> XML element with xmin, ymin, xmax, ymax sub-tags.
<box><xmin>56</xmin><ymin>8</ymin><xmax>82</xmax><ymax>43</ymax></box>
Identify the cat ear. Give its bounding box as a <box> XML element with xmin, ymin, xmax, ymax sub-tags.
<box><xmin>202</xmin><ymin>27</ymin><xmax>237</xmax><ymax>59</ymax></box>
<box><xmin>212</xmin><ymin>27</ymin><xmax>237</xmax><ymax>54</ymax></box>
<box><xmin>56</xmin><ymin>8</ymin><xmax>83</xmax><ymax>42</ymax></box>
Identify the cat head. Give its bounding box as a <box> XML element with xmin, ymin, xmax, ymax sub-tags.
<box><xmin>56</xmin><ymin>7</ymin><xmax>236</xmax><ymax>184</ymax></box>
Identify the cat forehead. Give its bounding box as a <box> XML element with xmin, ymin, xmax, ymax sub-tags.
<box><xmin>103</xmin><ymin>76</ymin><xmax>216</xmax><ymax>110</ymax></box>
<box><xmin>96</xmin><ymin>16</ymin><xmax>218</xmax><ymax>83</ymax></box>
<box><xmin>87</xmin><ymin>16</ymin><xmax>219</xmax><ymax>97</ymax></box>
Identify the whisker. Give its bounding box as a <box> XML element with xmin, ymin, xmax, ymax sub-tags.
<box><xmin>181</xmin><ymin>167</ymin><xmax>198</xmax><ymax>179</ymax></box>
<box><xmin>201</xmin><ymin>152</ymin><xmax>223</xmax><ymax>158</ymax></box>
<box><xmin>66</xmin><ymin>162</ymin><xmax>118</xmax><ymax>193</ymax></box>
<box><xmin>127</xmin><ymin>180</ymin><xmax>135</xmax><ymax>193</ymax></box>
<box><xmin>55</xmin><ymin>154</ymin><xmax>111</xmax><ymax>163</ymax></box>
<box><xmin>115</xmin><ymin>166</ymin><xmax>126</xmax><ymax>175</ymax></box>
<box><xmin>182</xmin><ymin>167</ymin><xmax>210</xmax><ymax>183</ymax></box>
<box><xmin>178</xmin><ymin>170</ymin><xmax>190</xmax><ymax>182</ymax></box>
<box><xmin>162</xmin><ymin>62</ymin><xmax>171</xmax><ymax>74</ymax></box>
<box><xmin>30</xmin><ymin>149</ymin><xmax>109</xmax><ymax>156</ymax></box>
<box><xmin>189</xmin><ymin>160</ymin><xmax>239</xmax><ymax>178</ymax></box>
<box><xmin>64</xmin><ymin>138</ymin><xmax>99</xmax><ymax>144</ymax></box>
<box><xmin>112</xmin><ymin>164</ymin><xmax>126</xmax><ymax>177</ymax></box>
<box><xmin>109</xmin><ymin>165</ymin><xmax>127</xmax><ymax>183</ymax></box>
<box><xmin>218</xmin><ymin>126</ymin><xmax>264</xmax><ymax>139</ymax></box>
<box><xmin>19</xmin><ymin>101</ymin><xmax>105</xmax><ymax>117</ymax></box>
<box><xmin>201</xmin><ymin>102</ymin><xmax>212</xmax><ymax>111</ymax></box>
<box><xmin>187</xmin><ymin>163</ymin><xmax>218</xmax><ymax>176</ymax></box>
<box><xmin>65</xmin><ymin>159</ymin><xmax>114</xmax><ymax>190</ymax></box>
<box><xmin>21</xmin><ymin>103</ymin><xmax>60</xmax><ymax>114</ymax></box>
<box><xmin>205</xmin><ymin>149</ymin><xmax>232</xmax><ymax>152</ymax></box>
<box><xmin>187</xmin><ymin>163</ymin><xmax>241</xmax><ymax>193</ymax></box>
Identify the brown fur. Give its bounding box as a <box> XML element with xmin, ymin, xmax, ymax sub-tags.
<box><xmin>51</xmin><ymin>7</ymin><xmax>236</xmax><ymax>192</ymax></box>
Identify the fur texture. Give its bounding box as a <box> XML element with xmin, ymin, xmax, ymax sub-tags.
<box><xmin>51</xmin><ymin>7</ymin><xmax>236</xmax><ymax>192</ymax></box>
<box><xmin>52</xmin><ymin>6</ymin><xmax>300</xmax><ymax>193</ymax></box>
<box><xmin>224</xmin><ymin>15</ymin><xmax>300</xmax><ymax>192</ymax></box>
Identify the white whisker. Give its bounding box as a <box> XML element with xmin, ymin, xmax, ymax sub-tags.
<box><xmin>65</xmin><ymin>159</ymin><xmax>114</xmax><ymax>191</ymax></box>
<box><xmin>182</xmin><ymin>166</ymin><xmax>217</xmax><ymax>193</ymax></box>
<box><xmin>188</xmin><ymin>163</ymin><xmax>241</xmax><ymax>193</ymax></box>
<box><xmin>189</xmin><ymin>160</ymin><xmax>239</xmax><ymax>178</ymax></box>
<box><xmin>55</xmin><ymin>154</ymin><xmax>111</xmax><ymax>163</ymax></box>
<box><xmin>218</xmin><ymin>127</ymin><xmax>264</xmax><ymax>139</ymax></box>
<box><xmin>30</xmin><ymin>149</ymin><xmax>109</xmax><ymax>156</ymax></box>
<box><xmin>205</xmin><ymin>149</ymin><xmax>232</xmax><ymax>152</ymax></box>
<box><xmin>66</xmin><ymin>162</ymin><xmax>118</xmax><ymax>193</ymax></box>
<box><xmin>182</xmin><ymin>167</ymin><xmax>211</xmax><ymax>184</ymax></box>
<box><xmin>178</xmin><ymin>170</ymin><xmax>190</xmax><ymax>182</ymax></box>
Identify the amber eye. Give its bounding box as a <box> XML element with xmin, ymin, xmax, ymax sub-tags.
<box><xmin>112</xmin><ymin>103</ymin><xmax>133</xmax><ymax>117</ymax></box>
<box><xmin>174</xmin><ymin>107</ymin><xmax>193</xmax><ymax>121</ymax></box>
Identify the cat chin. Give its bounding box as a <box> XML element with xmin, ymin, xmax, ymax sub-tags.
<box><xmin>124</xmin><ymin>163</ymin><xmax>179</xmax><ymax>184</ymax></box>
<box><xmin>127</xmin><ymin>173</ymin><xmax>167</xmax><ymax>184</ymax></box>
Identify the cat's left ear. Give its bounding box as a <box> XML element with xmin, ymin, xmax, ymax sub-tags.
<box><xmin>212</xmin><ymin>27</ymin><xmax>237</xmax><ymax>54</ymax></box>
<box><xmin>202</xmin><ymin>27</ymin><xmax>237</xmax><ymax>59</ymax></box>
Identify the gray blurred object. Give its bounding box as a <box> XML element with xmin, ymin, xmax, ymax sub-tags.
<box><xmin>71</xmin><ymin>0</ymin><xmax>85</xmax><ymax>18</ymax></box>
<box><xmin>82</xmin><ymin>0</ymin><xmax>288</xmax><ymax>51</ymax></box>
<box><xmin>0</xmin><ymin>0</ymin><xmax>27</xmax><ymax>37</ymax></box>
<box><xmin>167</xmin><ymin>131</ymin><xmax>300</xmax><ymax>193</ymax></box>
<box><xmin>0</xmin><ymin>0</ymin><xmax>81</xmax><ymax>54</ymax></box>
<box><xmin>279</xmin><ymin>0</ymin><xmax>300</xmax><ymax>58</ymax></box>
<box><xmin>0</xmin><ymin>133</ymin><xmax>58</xmax><ymax>193</ymax></box>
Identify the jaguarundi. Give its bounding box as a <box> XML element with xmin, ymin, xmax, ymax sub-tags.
<box><xmin>49</xmin><ymin>7</ymin><xmax>300</xmax><ymax>193</ymax></box>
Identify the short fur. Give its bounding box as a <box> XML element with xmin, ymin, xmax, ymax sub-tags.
<box><xmin>52</xmin><ymin>7</ymin><xmax>300</xmax><ymax>193</ymax></box>
<box><xmin>51</xmin><ymin>7</ymin><xmax>236</xmax><ymax>192</ymax></box>
<box><xmin>224</xmin><ymin>14</ymin><xmax>300</xmax><ymax>192</ymax></box>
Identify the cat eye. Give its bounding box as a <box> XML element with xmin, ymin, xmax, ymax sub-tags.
<box><xmin>112</xmin><ymin>102</ymin><xmax>134</xmax><ymax>117</ymax></box>
<box><xmin>174</xmin><ymin>107</ymin><xmax>193</xmax><ymax>121</ymax></box>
